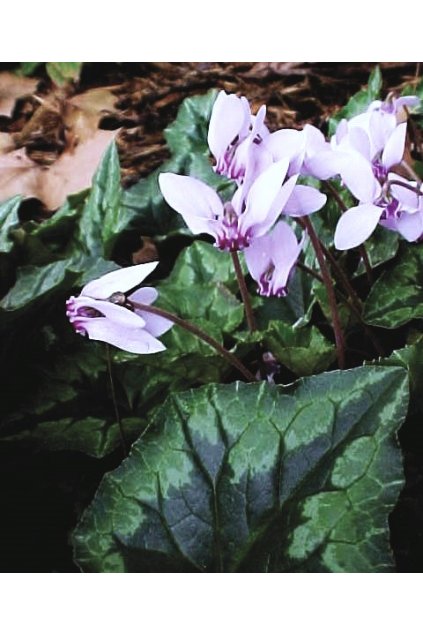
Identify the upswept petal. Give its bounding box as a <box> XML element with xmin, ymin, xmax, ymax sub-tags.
<box><xmin>394</xmin><ymin>96</ymin><xmax>420</xmax><ymax>111</ymax></box>
<box><xmin>243</xmin><ymin>158</ymin><xmax>289</xmax><ymax>223</ymax></box>
<box><xmin>283</xmin><ymin>185</ymin><xmax>327</xmax><ymax>217</ymax></box>
<box><xmin>245</xmin><ymin>174</ymin><xmax>298</xmax><ymax>238</ymax></box>
<box><xmin>335</xmin><ymin>119</ymin><xmax>348</xmax><ymax>145</ymax></box>
<box><xmin>82</xmin><ymin>318</ymin><xmax>166</xmax><ymax>354</ymax></box>
<box><xmin>347</xmin><ymin>126</ymin><xmax>371</xmax><ymax>160</ymax></box>
<box><xmin>159</xmin><ymin>173</ymin><xmax>223</xmax><ymax>224</ymax></box>
<box><xmin>389</xmin><ymin>177</ymin><xmax>421</xmax><ymax>210</ymax></box>
<box><xmin>251</xmin><ymin>104</ymin><xmax>268</xmax><ymax>139</ymax></box>
<box><xmin>334</xmin><ymin>203</ymin><xmax>384</xmax><ymax>250</ymax></box>
<box><xmin>395</xmin><ymin>210</ymin><xmax>423</xmax><ymax>241</ymax></box>
<box><xmin>129</xmin><ymin>287</ymin><xmax>158</xmax><ymax>306</ymax></box>
<box><xmin>382</xmin><ymin>122</ymin><xmax>406</xmax><ymax>170</ymax></box>
<box><xmin>129</xmin><ymin>288</ymin><xmax>173</xmax><ymax>337</ymax></box>
<box><xmin>207</xmin><ymin>91</ymin><xmax>250</xmax><ymax>159</ymax></box>
<box><xmin>82</xmin><ymin>262</ymin><xmax>158</xmax><ymax>299</ymax></box>
<box><xmin>367</xmin><ymin>110</ymin><xmax>396</xmax><ymax>156</ymax></box>
<box><xmin>264</xmin><ymin>129</ymin><xmax>305</xmax><ymax>171</ymax></box>
<box><xmin>242</xmin><ymin>143</ymin><xmax>273</xmax><ymax>194</ymax></box>
<box><xmin>244</xmin><ymin>221</ymin><xmax>303</xmax><ymax>295</ymax></box>
<box><xmin>134</xmin><ymin>311</ymin><xmax>173</xmax><ymax>337</ymax></box>
<box><xmin>75</xmin><ymin>296</ymin><xmax>147</xmax><ymax>329</ymax></box>
<box><xmin>272</xmin><ymin>222</ymin><xmax>304</xmax><ymax>291</ymax></box>
<box><xmin>339</xmin><ymin>151</ymin><xmax>380</xmax><ymax>202</ymax></box>
<box><xmin>244</xmin><ymin>238</ymin><xmax>269</xmax><ymax>285</ymax></box>
<box><xmin>304</xmin><ymin>124</ymin><xmax>328</xmax><ymax>155</ymax></box>
<box><xmin>304</xmin><ymin>149</ymin><xmax>342</xmax><ymax>180</ymax></box>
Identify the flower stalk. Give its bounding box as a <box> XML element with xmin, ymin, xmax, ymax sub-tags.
<box><xmin>300</xmin><ymin>216</ymin><xmax>346</xmax><ymax>369</ymax></box>
<box><xmin>231</xmin><ymin>251</ymin><xmax>257</xmax><ymax>333</ymax></box>
<box><xmin>106</xmin><ymin>344</ymin><xmax>128</xmax><ymax>457</ymax></box>
<box><xmin>129</xmin><ymin>300</ymin><xmax>257</xmax><ymax>382</ymax></box>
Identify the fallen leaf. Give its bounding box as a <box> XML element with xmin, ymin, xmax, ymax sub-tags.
<box><xmin>37</xmin><ymin>129</ymin><xmax>119</xmax><ymax>209</ymax></box>
<box><xmin>66</xmin><ymin>86</ymin><xmax>119</xmax><ymax>144</ymax></box>
<box><xmin>0</xmin><ymin>148</ymin><xmax>42</xmax><ymax>200</ymax></box>
<box><xmin>0</xmin><ymin>72</ymin><xmax>38</xmax><ymax>117</ymax></box>
<box><xmin>0</xmin><ymin>130</ymin><xmax>118</xmax><ymax>209</ymax></box>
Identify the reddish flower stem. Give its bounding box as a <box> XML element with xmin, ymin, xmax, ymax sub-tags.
<box><xmin>301</xmin><ymin>216</ymin><xmax>346</xmax><ymax>369</ymax></box>
<box><xmin>231</xmin><ymin>250</ymin><xmax>257</xmax><ymax>333</ymax></box>
<box><xmin>130</xmin><ymin>300</ymin><xmax>256</xmax><ymax>382</ymax></box>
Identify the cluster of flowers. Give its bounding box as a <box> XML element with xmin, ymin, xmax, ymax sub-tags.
<box><xmin>66</xmin><ymin>89</ymin><xmax>421</xmax><ymax>354</ymax></box>
<box><xmin>160</xmin><ymin>91</ymin><xmax>328</xmax><ymax>298</ymax></box>
<box><xmin>161</xmin><ymin>91</ymin><xmax>422</xmax><ymax>281</ymax></box>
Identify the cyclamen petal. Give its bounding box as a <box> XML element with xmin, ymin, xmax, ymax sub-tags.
<box><xmin>245</xmin><ymin>221</ymin><xmax>303</xmax><ymax>297</ymax></box>
<box><xmin>159</xmin><ymin>173</ymin><xmax>223</xmax><ymax>221</ymax></box>
<box><xmin>81</xmin><ymin>319</ymin><xmax>166</xmax><ymax>354</ymax></box>
<box><xmin>208</xmin><ymin>91</ymin><xmax>250</xmax><ymax>161</ymax></box>
<box><xmin>381</xmin><ymin>122</ymin><xmax>407</xmax><ymax>170</ymax></box>
<box><xmin>338</xmin><ymin>151</ymin><xmax>380</xmax><ymax>203</ymax></box>
<box><xmin>334</xmin><ymin>203</ymin><xmax>384</xmax><ymax>250</ymax></box>
<box><xmin>129</xmin><ymin>288</ymin><xmax>173</xmax><ymax>337</ymax></box>
<box><xmin>67</xmin><ymin>263</ymin><xmax>171</xmax><ymax>354</ymax></box>
<box><xmin>242</xmin><ymin>158</ymin><xmax>289</xmax><ymax>225</ymax></box>
<box><xmin>82</xmin><ymin>262</ymin><xmax>158</xmax><ymax>299</ymax></box>
<box><xmin>395</xmin><ymin>211</ymin><xmax>423</xmax><ymax>242</ymax></box>
<box><xmin>283</xmin><ymin>185</ymin><xmax>327</xmax><ymax>217</ymax></box>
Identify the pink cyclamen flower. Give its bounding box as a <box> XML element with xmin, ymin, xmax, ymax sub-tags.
<box><xmin>244</xmin><ymin>221</ymin><xmax>305</xmax><ymax>297</ymax></box>
<box><xmin>66</xmin><ymin>262</ymin><xmax>172</xmax><ymax>354</ymax></box>
<box><xmin>208</xmin><ymin>90</ymin><xmax>271</xmax><ymax>184</ymax></box>
<box><xmin>159</xmin><ymin>159</ymin><xmax>297</xmax><ymax>251</ymax></box>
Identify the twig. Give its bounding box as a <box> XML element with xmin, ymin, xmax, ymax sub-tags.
<box><xmin>130</xmin><ymin>301</ymin><xmax>257</xmax><ymax>382</ymax></box>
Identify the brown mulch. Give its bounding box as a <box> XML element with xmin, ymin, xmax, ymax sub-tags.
<box><xmin>0</xmin><ymin>62</ymin><xmax>420</xmax><ymax>190</ymax></box>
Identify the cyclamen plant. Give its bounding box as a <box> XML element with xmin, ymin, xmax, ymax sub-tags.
<box><xmin>69</xmin><ymin>87</ymin><xmax>421</xmax><ymax>372</ymax></box>
<box><xmin>56</xmin><ymin>73</ymin><xmax>423</xmax><ymax>573</ymax></box>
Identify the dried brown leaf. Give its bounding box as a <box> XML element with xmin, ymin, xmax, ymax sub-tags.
<box><xmin>0</xmin><ymin>147</ymin><xmax>42</xmax><ymax>200</ymax></box>
<box><xmin>0</xmin><ymin>72</ymin><xmax>38</xmax><ymax>118</ymax></box>
<box><xmin>37</xmin><ymin>129</ymin><xmax>119</xmax><ymax>209</ymax></box>
<box><xmin>0</xmin><ymin>129</ymin><xmax>118</xmax><ymax>209</ymax></box>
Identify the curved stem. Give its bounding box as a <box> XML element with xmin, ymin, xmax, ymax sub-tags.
<box><xmin>231</xmin><ymin>251</ymin><xmax>257</xmax><ymax>333</ymax></box>
<box><xmin>301</xmin><ymin>216</ymin><xmax>346</xmax><ymax>369</ymax></box>
<box><xmin>130</xmin><ymin>301</ymin><xmax>256</xmax><ymax>383</ymax></box>
<box><xmin>298</xmin><ymin>258</ymin><xmax>385</xmax><ymax>357</ymax></box>
<box><xmin>106</xmin><ymin>344</ymin><xmax>128</xmax><ymax>457</ymax></box>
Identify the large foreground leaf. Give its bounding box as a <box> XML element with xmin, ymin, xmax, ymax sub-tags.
<box><xmin>73</xmin><ymin>366</ymin><xmax>407</xmax><ymax>572</ymax></box>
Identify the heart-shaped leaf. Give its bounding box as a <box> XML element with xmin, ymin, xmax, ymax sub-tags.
<box><xmin>73</xmin><ymin>365</ymin><xmax>407</xmax><ymax>572</ymax></box>
<box><xmin>364</xmin><ymin>243</ymin><xmax>423</xmax><ymax>328</ymax></box>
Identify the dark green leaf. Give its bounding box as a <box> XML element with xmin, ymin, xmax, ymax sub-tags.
<box><xmin>75</xmin><ymin>143</ymin><xmax>129</xmax><ymax>258</ymax></box>
<box><xmin>17</xmin><ymin>62</ymin><xmax>42</xmax><ymax>76</ymax></box>
<box><xmin>1</xmin><ymin>416</ymin><xmax>147</xmax><ymax>459</ymax></box>
<box><xmin>0</xmin><ymin>196</ymin><xmax>22</xmax><ymax>253</ymax></box>
<box><xmin>364</xmin><ymin>243</ymin><xmax>423</xmax><ymax>328</ymax></box>
<box><xmin>46</xmin><ymin>62</ymin><xmax>82</xmax><ymax>85</ymax></box>
<box><xmin>355</xmin><ymin>226</ymin><xmax>399</xmax><ymax>276</ymax></box>
<box><xmin>264</xmin><ymin>320</ymin><xmax>336</xmax><ymax>375</ymax></box>
<box><xmin>73</xmin><ymin>366</ymin><xmax>407</xmax><ymax>572</ymax></box>
<box><xmin>328</xmin><ymin>66</ymin><xmax>382</xmax><ymax>135</ymax></box>
<box><xmin>0</xmin><ymin>256</ymin><xmax>118</xmax><ymax>316</ymax></box>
